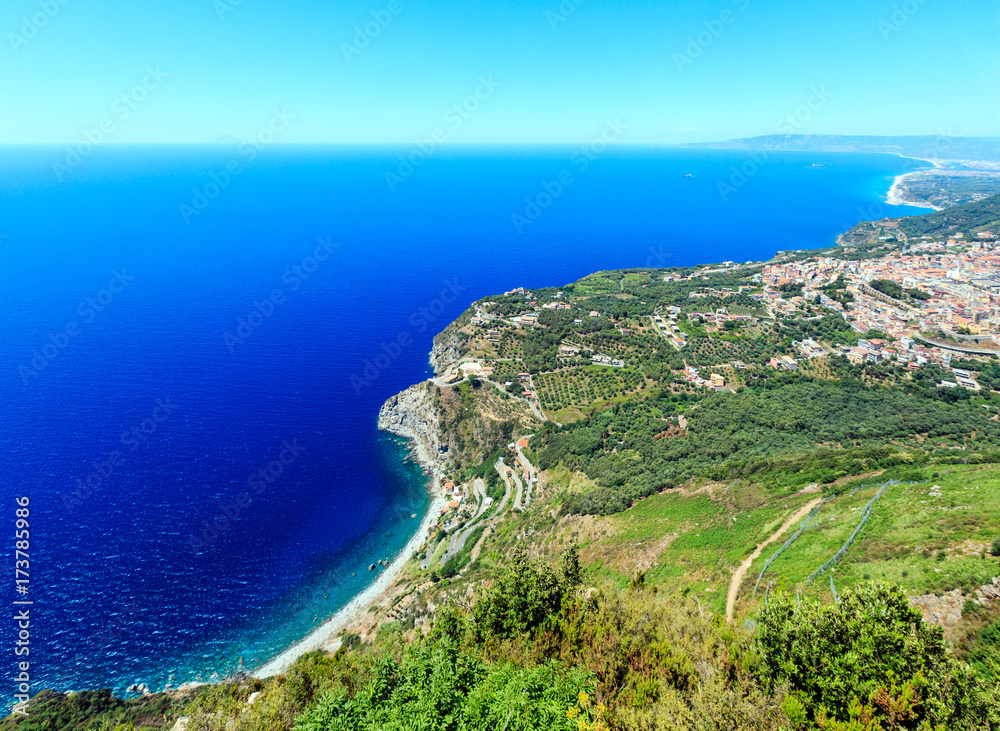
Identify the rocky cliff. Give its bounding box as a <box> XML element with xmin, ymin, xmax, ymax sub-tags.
<box><xmin>377</xmin><ymin>382</ymin><xmax>447</xmax><ymax>472</ymax></box>
<box><xmin>430</xmin><ymin>328</ymin><xmax>464</xmax><ymax>375</ymax></box>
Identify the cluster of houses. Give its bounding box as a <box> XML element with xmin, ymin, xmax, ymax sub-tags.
<box><xmin>516</xmin><ymin>372</ymin><xmax>537</xmax><ymax>400</ymax></box>
<box><xmin>681</xmin><ymin>366</ymin><xmax>727</xmax><ymax>389</ymax></box>
<box><xmin>831</xmin><ymin>337</ymin><xmax>981</xmax><ymax>389</ymax></box>
<box><xmin>855</xmin><ymin>245</ymin><xmax>1000</xmax><ymax>335</ymax></box>
<box><xmin>761</xmin><ymin>240</ymin><xmax>1000</xmax><ymax>342</ymax></box>
<box><xmin>591</xmin><ymin>353</ymin><xmax>626</xmax><ymax>367</ymax></box>
<box><xmin>750</xmin><ymin>241</ymin><xmax>1000</xmax><ymax>391</ymax></box>
<box><xmin>653</xmin><ymin>308</ymin><xmax>686</xmax><ymax>349</ymax></box>
<box><xmin>441</xmin><ymin>481</ymin><xmax>468</xmax><ymax>531</ymax></box>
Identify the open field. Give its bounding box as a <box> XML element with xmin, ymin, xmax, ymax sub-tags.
<box><xmin>529</xmin><ymin>464</ymin><xmax>1000</xmax><ymax>618</ymax></box>
<box><xmin>571</xmin><ymin>481</ymin><xmax>816</xmax><ymax>613</ymax></box>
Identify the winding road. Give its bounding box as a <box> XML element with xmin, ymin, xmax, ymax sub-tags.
<box><xmin>421</xmin><ymin>448</ymin><xmax>537</xmax><ymax>571</ymax></box>
<box><xmin>441</xmin><ymin>478</ymin><xmax>491</xmax><ymax>565</ymax></box>
<box><xmin>514</xmin><ymin>443</ymin><xmax>536</xmax><ymax>507</ymax></box>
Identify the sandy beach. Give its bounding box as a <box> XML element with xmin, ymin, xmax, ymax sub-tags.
<box><xmin>886</xmin><ymin>170</ymin><xmax>942</xmax><ymax>210</ymax></box>
<box><xmin>253</xmin><ymin>473</ymin><xmax>445</xmax><ymax>678</ymax></box>
<box><xmin>885</xmin><ymin>154</ymin><xmax>948</xmax><ymax>209</ymax></box>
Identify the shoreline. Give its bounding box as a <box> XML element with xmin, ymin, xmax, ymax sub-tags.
<box><xmin>886</xmin><ymin>171</ymin><xmax>941</xmax><ymax>210</ymax></box>
<box><xmin>885</xmin><ymin>154</ymin><xmax>946</xmax><ymax>210</ymax></box>
<box><xmin>253</xmin><ymin>154</ymin><xmax>916</xmax><ymax>677</ymax></box>
<box><xmin>252</xmin><ymin>391</ymin><xmax>445</xmax><ymax>678</ymax></box>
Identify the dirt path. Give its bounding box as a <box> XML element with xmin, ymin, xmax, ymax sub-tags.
<box><xmin>725</xmin><ymin>497</ymin><xmax>822</xmax><ymax>622</ymax></box>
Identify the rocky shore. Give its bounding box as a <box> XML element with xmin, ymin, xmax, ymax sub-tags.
<box><xmin>377</xmin><ymin>381</ymin><xmax>448</xmax><ymax>472</ymax></box>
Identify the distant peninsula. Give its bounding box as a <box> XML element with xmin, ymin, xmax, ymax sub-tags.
<box><xmin>675</xmin><ymin>133</ymin><xmax>1000</xmax><ymax>164</ymax></box>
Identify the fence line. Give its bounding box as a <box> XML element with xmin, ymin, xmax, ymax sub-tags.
<box><xmin>753</xmin><ymin>493</ymin><xmax>836</xmax><ymax>594</ymax></box>
<box><xmin>806</xmin><ymin>479</ymin><xmax>928</xmax><ymax>585</ymax></box>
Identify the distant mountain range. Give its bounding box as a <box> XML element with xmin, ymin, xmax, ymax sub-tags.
<box><xmin>678</xmin><ymin>134</ymin><xmax>1000</xmax><ymax>163</ymax></box>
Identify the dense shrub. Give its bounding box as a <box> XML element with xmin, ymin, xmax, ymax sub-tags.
<box><xmin>756</xmin><ymin>581</ymin><xmax>1000</xmax><ymax>729</ymax></box>
<box><xmin>293</xmin><ymin>642</ymin><xmax>590</xmax><ymax>731</ymax></box>
<box><xmin>536</xmin><ymin>376</ymin><xmax>996</xmax><ymax>515</ymax></box>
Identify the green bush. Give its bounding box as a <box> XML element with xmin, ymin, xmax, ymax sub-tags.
<box><xmin>756</xmin><ymin>581</ymin><xmax>1000</xmax><ymax>729</ymax></box>
<box><xmin>293</xmin><ymin>638</ymin><xmax>591</xmax><ymax>731</ymax></box>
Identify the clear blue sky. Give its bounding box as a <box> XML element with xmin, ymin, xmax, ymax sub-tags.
<box><xmin>2</xmin><ymin>0</ymin><xmax>997</xmax><ymax>144</ymax></box>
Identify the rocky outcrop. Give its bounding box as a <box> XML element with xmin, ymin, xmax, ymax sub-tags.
<box><xmin>378</xmin><ymin>382</ymin><xmax>447</xmax><ymax>471</ymax></box>
<box><xmin>430</xmin><ymin>329</ymin><xmax>463</xmax><ymax>376</ymax></box>
<box><xmin>909</xmin><ymin>576</ymin><xmax>1000</xmax><ymax>633</ymax></box>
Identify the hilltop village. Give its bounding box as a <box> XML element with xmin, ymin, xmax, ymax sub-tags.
<box><xmin>386</xmin><ymin>226</ymin><xmax>1000</xmax><ymax>576</ymax></box>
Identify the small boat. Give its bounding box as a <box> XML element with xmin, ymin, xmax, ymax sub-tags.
<box><xmin>683</xmin><ymin>173</ymin><xmax>693</xmax><ymax>177</ymax></box>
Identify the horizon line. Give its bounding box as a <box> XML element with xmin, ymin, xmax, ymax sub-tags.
<box><xmin>2</xmin><ymin>134</ymin><xmax>1000</xmax><ymax>148</ymax></box>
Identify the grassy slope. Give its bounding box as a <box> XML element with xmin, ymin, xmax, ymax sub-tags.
<box><xmin>541</xmin><ymin>463</ymin><xmax>1000</xmax><ymax>619</ymax></box>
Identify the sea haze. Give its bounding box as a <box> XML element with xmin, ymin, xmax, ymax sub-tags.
<box><xmin>0</xmin><ymin>145</ymin><xmax>925</xmax><ymax>693</ymax></box>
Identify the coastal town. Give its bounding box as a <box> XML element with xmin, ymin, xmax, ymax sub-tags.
<box><xmin>427</xmin><ymin>231</ymin><xmax>1000</xmax><ymax>403</ymax></box>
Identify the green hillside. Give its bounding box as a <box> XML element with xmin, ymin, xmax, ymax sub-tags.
<box><xmin>10</xmin><ymin>259</ymin><xmax>1000</xmax><ymax>731</ymax></box>
<box><xmin>840</xmin><ymin>192</ymin><xmax>1000</xmax><ymax>247</ymax></box>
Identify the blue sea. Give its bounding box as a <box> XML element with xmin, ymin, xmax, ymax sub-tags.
<box><xmin>0</xmin><ymin>144</ymin><xmax>926</xmax><ymax>695</ymax></box>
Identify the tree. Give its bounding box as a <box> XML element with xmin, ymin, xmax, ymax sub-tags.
<box><xmin>869</xmin><ymin>279</ymin><xmax>904</xmax><ymax>300</ymax></box>
<box><xmin>472</xmin><ymin>544</ymin><xmax>582</xmax><ymax>642</ymax></box>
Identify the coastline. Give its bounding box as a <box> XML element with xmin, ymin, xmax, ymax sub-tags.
<box><xmin>886</xmin><ymin>171</ymin><xmax>941</xmax><ymax>210</ymax></box>
<box><xmin>253</xmin><ymin>383</ymin><xmax>446</xmax><ymax>678</ymax></box>
<box><xmin>885</xmin><ymin>155</ymin><xmax>945</xmax><ymax>210</ymax></box>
